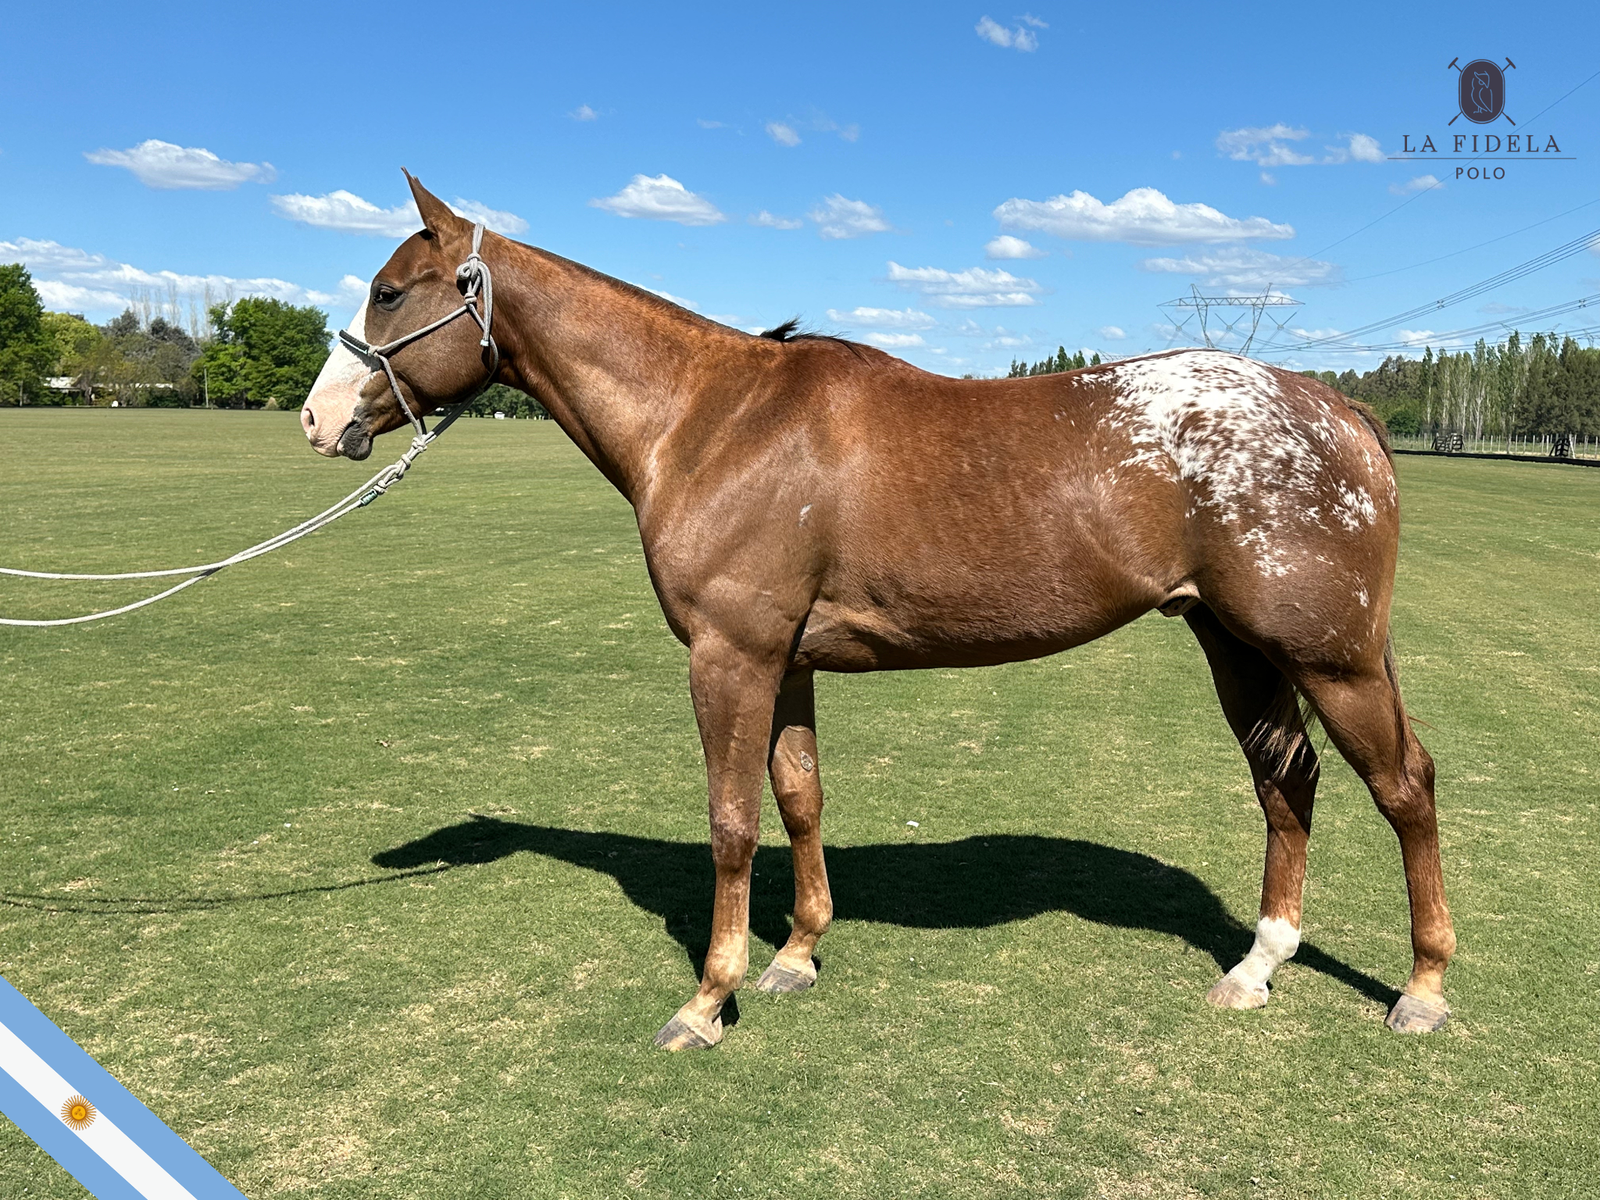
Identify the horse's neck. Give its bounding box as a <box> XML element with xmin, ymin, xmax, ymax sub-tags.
<box><xmin>493</xmin><ymin>245</ymin><xmax>726</xmax><ymax>503</ymax></box>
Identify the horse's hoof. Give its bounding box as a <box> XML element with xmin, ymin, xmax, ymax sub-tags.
<box><xmin>1206</xmin><ymin>972</ymin><xmax>1269</xmax><ymax>1010</ymax></box>
<box><xmin>754</xmin><ymin>959</ymin><xmax>817</xmax><ymax>994</ymax></box>
<box><xmin>652</xmin><ymin>1012</ymin><xmax>722</xmax><ymax>1051</ymax></box>
<box><xmin>1385</xmin><ymin>993</ymin><xmax>1450</xmax><ymax>1033</ymax></box>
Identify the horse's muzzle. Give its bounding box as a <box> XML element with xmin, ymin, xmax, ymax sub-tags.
<box><xmin>336</xmin><ymin>420</ymin><xmax>374</xmax><ymax>461</ymax></box>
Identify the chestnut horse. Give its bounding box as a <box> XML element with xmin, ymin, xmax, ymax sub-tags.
<box><xmin>301</xmin><ymin>174</ymin><xmax>1455</xmax><ymax>1048</ymax></box>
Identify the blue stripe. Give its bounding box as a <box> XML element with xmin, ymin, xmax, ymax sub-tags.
<box><xmin>0</xmin><ymin>975</ymin><xmax>249</xmax><ymax>1199</ymax></box>
<box><xmin>0</xmin><ymin>1061</ymin><xmax>146</xmax><ymax>1200</ymax></box>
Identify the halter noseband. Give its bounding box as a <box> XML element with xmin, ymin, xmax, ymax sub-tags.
<box><xmin>337</xmin><ymin>221</ymin><xmax>501</xmax><ymax>443</ymax></box>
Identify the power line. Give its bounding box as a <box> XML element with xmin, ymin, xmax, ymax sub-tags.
<box><xmin>1266</xmin><ymin>292</ymin><xmax>1600</xmax><ymax>355</ymax></box>
<box><xmin>1343</xmin><ymin>195</ymin><xmax>1600</xmax><ymax>284</ymax></box>
<box><xmin>1260</xmin><ymin>226</ymin><xmax>1600</xmax><ymax>353</ymax></box>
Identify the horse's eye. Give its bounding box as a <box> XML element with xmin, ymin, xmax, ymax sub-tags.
<box><xmin>373</xmin><ymin>285</ymin><xmax>403</xmax><ymax>309</ymax></box>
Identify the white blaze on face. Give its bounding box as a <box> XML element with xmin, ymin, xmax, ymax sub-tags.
<box><xmin>301</xmin><ymin>299</ymin><xmax>372</xmax><ymax>457</ymax></box>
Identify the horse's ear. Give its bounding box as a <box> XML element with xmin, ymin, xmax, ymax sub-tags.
<box><xmin>404</xmin><ymin>169</ymin><xmax>470</xmax><ymax>240</ymax></box>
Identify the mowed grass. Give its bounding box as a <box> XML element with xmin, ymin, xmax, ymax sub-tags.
<box><xmin>1</xmin><ymin>409</ymin><xmax>1597</xmax><ymax>1199</ymax></box>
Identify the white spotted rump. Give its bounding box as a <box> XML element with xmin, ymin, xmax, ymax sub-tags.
<box><xmin>1102</xmin><ymin>349</ymin><xmax>1386</xmax><ymax>578</ymax></box>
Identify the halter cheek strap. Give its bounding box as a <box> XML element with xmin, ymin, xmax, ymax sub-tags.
<box><xmin>337</xmin><ymin>222</ymin><xmax>501</xmax><ymax>442</ymax></box>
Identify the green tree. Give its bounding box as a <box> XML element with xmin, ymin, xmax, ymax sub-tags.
<box><xmin>1006</xmin><ymin>346</ymin><xmax>1095</xmax><ymax>378</ymax></box>
<box><xmin>468</xmin><ymin>382</ymin><xmax>549</xmax><ymax>419</ymax></box>
<box><xmin>193</xmin><ymin>297</ymin><xmax>330</xmax><ymax>409</ymax></box>
<box><xmin>39</xmin><ymin>312</ymin><xmax>103</xmax><ymax>405</ymax></box>
<box><xmin>92</xmin><ymin>309</ymin><xmax>201</xmax><ymax>406</ymax></box>
<box><xmin>0</xmin><ymin>264</ymin><xmax>55</xmax><ymax>405</ymax></box>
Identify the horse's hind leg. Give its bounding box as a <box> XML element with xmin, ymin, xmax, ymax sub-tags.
<box><xmin>755</xmin><ymin>669</ymin><xmax>833</xmax><ymax>993</ymax></box>
<box><xmin>1291</xmin><ymin>656</ymin><xmax>1455</xmax><ymax>1032</ymax></box>
<box><xmin>1186</xmin><ymin>606</ymin><xmax>1320</xmax><ymax>1010</ymax></box>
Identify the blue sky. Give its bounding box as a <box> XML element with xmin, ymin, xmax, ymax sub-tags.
<box><xmin>3</xmin><ymin>1</ymin><xmax>1597</xmax><ymax>376</ymax></box>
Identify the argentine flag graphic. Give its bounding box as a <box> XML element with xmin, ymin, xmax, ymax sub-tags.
<box><xmin>0</xmin><ymin>975</ymin><xmax>248</xmax><ymax>1199</ymax></box>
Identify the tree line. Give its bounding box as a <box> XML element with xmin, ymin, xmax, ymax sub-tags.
<box><xmin>0</xmin><ymin>264</ymin><xmax>547</xmax><ymax>417</ymax></box>
<box><xmin>1005</xmin><ymin>346</ymin><xmax>1103</xmax><ymax>377</ymax></box>
<box><xmin>0</xmin><ymin>263</ymin><xmax>331</xmax><ymax>409</ymax></box>
<box><xmin>1302</xmin><ymin>332</ymin><xmax>1600</xmax><ymax>442</ymax></box>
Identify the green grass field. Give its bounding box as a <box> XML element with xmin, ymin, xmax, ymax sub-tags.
<box><xmin>2</xmin><ymin>409</ymin><xmax>1597</xmax><ymax>1199</ymax></box>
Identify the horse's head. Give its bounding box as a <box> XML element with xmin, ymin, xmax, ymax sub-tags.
<box><xmin>301</xmin><ymin>172</ymin><xmax>498</xmax><ymax>460</ymax></box>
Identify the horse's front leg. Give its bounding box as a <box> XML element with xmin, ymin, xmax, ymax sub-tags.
<box><xmin>654</xmin><ymin>632</ymin><xmax>784</xmax><ymax>1050</ymax></box>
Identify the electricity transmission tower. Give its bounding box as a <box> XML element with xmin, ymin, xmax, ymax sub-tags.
<box><xmin>1159</xmin><ymin>286</ymin><xmax>1302</xmax><ymax>356</ymax></box>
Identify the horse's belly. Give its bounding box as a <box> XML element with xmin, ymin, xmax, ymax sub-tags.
<box><xmin>792</xmin><ymin>586</ymin><xmax>1143</xmax><ymax>672</ymax></box>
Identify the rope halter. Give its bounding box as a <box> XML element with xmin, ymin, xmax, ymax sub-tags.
<box><xmin>335</xmin><ymin>222</ymin><xmax>500</xmax><ymax>491</ymax></box>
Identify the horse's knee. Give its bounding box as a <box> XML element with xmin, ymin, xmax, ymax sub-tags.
<box><xmin>709</xmin><ymin>814</ymin><xmax>758</xmax><ymax>870</ymax></box>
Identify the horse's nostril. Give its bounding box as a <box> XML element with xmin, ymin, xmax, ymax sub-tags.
<box><xmin>301</xmin><ymin>406</ymin><xmax>316</xmax><ymax>433</ymax></box>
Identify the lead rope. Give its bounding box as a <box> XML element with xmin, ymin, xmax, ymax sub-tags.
<box><xmin>0</xmin><ymin>227</ymin><xmax>501</xmax><ymax>628</ymax></box>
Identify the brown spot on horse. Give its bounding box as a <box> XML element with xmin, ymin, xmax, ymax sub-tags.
<box><xmin>302</xmin><ymin>174</ymin><xmax>1455</xmax><ymax>1046</ymax></box>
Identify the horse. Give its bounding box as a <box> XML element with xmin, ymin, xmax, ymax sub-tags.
<box><xmin>300</xmin><ymin>173</ymin><xmax>1455</xmax><ymax>1049</ymax></box>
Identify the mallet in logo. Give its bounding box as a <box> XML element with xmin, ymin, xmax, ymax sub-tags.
<box><xmin>1448</xmin><ymin>56</ymin><xmax>1516</xmax><ymax>126</ymax></box>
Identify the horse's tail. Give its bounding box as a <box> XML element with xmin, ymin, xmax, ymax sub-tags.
<box><xmin>1249</xmin><ymin>632</ymin><xmax>1412</xmax><ymax>782</ymax></box>
<box><xmin>1246</xmin><ymin>675</ymin><xmax>1321</xmax><ymax>786</ymax></box>
<box><xmin>1343</xmin><ymin>396</ymin><xmax>1394</xmax><ymax>465</ymax></box>
<box><xmin>1382</xmin><ymin>629</ymin><xmax>1415</xmax><ymax>771</ymax></box>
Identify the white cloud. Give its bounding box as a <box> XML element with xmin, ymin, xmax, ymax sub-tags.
<box><xmin>272</xmin><ymin>190</ymin><xmax>416</xmax><ymax>236</ymax></box>
<box><xmin>447</xmin><ymin>199</ymin><xmax>529</xmax><ymax>234</ymax></box>
<box><xmin>697</xmin><ymin>119</ymin><xmax>725</xmax><ymax>129</ymax></box>
<box><xmin>643</xmin><ymin>287</ymin><xmax>697</xmax><ymax>309</ymax></box>
<box><xmin>33</xmin><ymin>280</ymin><xmax>130</xmax><ymax>311</ymax></box>
<box><xmin>1137</xmin><ymin>246</ymin><xmax>1340</xmax><ymax>288</ymax></box>
<box><xmin>1097</xmin><ymin>325</ymin><xmax>1127</xmax><ymax>340</ymax></box>
<box><xmin>1216</xmin><ymin>125</ymin><xmax>1314</xmax><ymax>167</ymax></box>
<box><xmin>866</xmin><ymin>332</ymin><xmax>926</xmax><ymax>348</ymax></box>
<box><xmin>825</xmin><ymin>306</ymin><xmax>935</xmax><ymax>329</ymax></box>
<box><xmin>976</xmin><ymin>16</ymin><xmax>1038</xmax><ymax>50</ymax></box>
<box><xmin>1336</xmin><ymin>133</ymin><xmax>1385</xmax><ymax>163</ymax></box>
<box><xmin>84</xmin><ymin>139</ymin><xmax>275</xmax><ymax>190</ymax></box>
<box><xmin>994</xmin><ymin>186</ymin><xmax>1294</xmax><ymax>246</ymax></box>
<box><xmin>809</xmin><ymin>195</ymin><xmax>891</xmax><ymax>240</ymax></box>
<box><xmin>983</xmin><ymin>333</ymin><xmax>1031</xmax><ymax>349</ymax></box>
<box><xmin>590</xmin><ymin>174</ymin><xmax>726</xmax><ymax>226</ymax></box>
<box><xmin>1019</xmin><ymin>13</ymin><xmax>1048</xmax><ymax>27</ymax></box>
<box><xmin>762</xmin><ymin>113</ymin><xmax>859</xmax><ymax>145</ymax></box>
<box><xmin>1218</xmin><ymin>126</ymin><xmax>1385</xmax><ymax>168</ymax></box>
<box><xmin>749</xmin><ymin>210</ymin><xmax>804</xmax><ymax>230</ymax></box>
<box><xmin>1260</xmin><ymin>172</ymin><xmax>1276</xmax><ymax>186</ymax></box>
<box><xmin>984</xmin><ymin>234</ymin><xmax>1046</xmax><ymax>259</ymax></box>
<box><xmin>887</xmin><ymin>261</ymin><xmax>1042</xmax><ymax>308</ymax></box>
<box><xmin>1398</xmin><ymin>330</ymin><xmax>1436</xmax><ymax>345</ymax></box>
<box><xmin>1390</xmin><ymin>173</ymin><xmax>1443</xmax><ymax>196</ymax></box>
<box><xmin>570</xmin><ymin>104</ymin><xmax>598</xmax><ymax>121</ymax></box>
<box><xmin>269</xmin><ymin>190</ymin><xmax>527</xmax><ymax>237</ymax></box>
<box><xmin>0</xmin><ymin>236</ymin><xmax>362</xmax><ymax>318</ymax></box>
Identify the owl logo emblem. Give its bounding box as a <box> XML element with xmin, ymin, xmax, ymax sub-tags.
<box><xmin>1449</xmin><ymin>57</ymin><xmax>1514</xmax><ymax>126</ymax></box>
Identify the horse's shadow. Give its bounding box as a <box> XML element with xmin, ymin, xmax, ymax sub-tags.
<box><xmin>372</xmin><ymin>816</ymin><xmax>1397</xmax><ymax>1007</ymax></box>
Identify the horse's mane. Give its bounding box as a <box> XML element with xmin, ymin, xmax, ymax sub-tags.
<box><xmin>759</xmin><ymin>318</ymin><xmax>868</xmax><ymax>359</ymax></box>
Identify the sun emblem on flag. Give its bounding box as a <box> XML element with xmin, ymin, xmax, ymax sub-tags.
<box><xmin>60</xmin><ymin>1095</ymin><xmax>96</xmax><ymax>1131</ymax></box>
